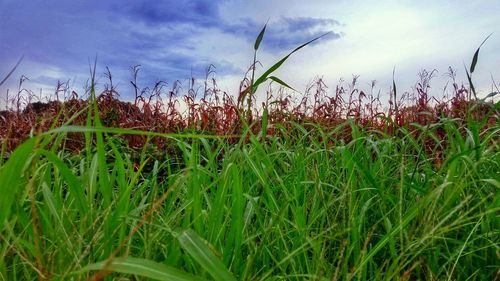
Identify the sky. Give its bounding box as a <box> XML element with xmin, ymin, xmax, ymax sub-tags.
<box><xmin>1</xmin><ymin>0</ymin><xmax>499</xmax><ymax>106</ymax></box>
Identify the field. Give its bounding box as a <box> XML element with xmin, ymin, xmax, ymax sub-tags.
<box><xmin>0</xmin><ymin>29</ymin><xmax>499</xmax><ymax>281</ymax></box>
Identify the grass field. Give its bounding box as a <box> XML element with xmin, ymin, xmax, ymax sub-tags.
<box><xmin>0</xmin><ymin>27</ymin><xmax>499</xmax><ymax>281</ymax></box>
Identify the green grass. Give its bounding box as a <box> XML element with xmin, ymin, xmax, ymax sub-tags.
<box><xmin>0</xmin><ymin>27</ymin><xmax>498</xmax><ymax>281</ymax></box>
<box><xmin>0</xmin><ymin>109</ymin><xmax>498</xmax><ymax>280</ymax></box>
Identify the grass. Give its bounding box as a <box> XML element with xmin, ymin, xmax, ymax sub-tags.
<box><xmin>0</xmin><ymin>114</ymin><xmax>498</xmax><ymax>280</ymax></box>
<box><xmin>0</xmin><ymin>27</ymin><xmax>499</xmax><ymax>280</ymax></box>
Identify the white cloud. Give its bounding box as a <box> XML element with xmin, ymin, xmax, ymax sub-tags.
<box><xmin>220</xmin><ymin>0</ymin><xmax>500</xmax><ymax>100</ymax></box>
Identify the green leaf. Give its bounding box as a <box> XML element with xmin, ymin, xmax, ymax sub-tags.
<box><xmin>39</xmin><ymin>149</ymin><xmax>89</xmax><ymax>213</ymax></box>
<box><xmin>254</xmin><ymin>23</ymin><xmax>267</xmax><ymax>51</ymax></box>
<box><xmin>0</xmin><ymin>137</ymin><xmax>36</xmax><ymax>224</ymax></box>
<box><xmin>252</xmin><ymin>32</ymin><xmax>330</xmax><ymax>93</ymax></box>
<box><xmin>481</xmin><ymin>179</ymin><xmax>499</xmax><ymax>189</ymax></box>
<box><xmin>178</xmin><ymin>229</ymin><xmax>237</xmax><ymax>281</ymax></box>
<box><xmin>470</xmin><ymin>33</ymin><xmax>492</xmax><ymax>73</ymax></box>
<box><xmin>353</xmin><ymin>204</ymin><xmax>420</xmax><ymax>276</ymax></box>
<box><xmin>45</xmin><ymin>125</ymin><xmax>226</xmax><ymax>140</ymax></box>
<box><xmin>80</xmin><ymin>257</ymin><xmax>207</xmax><ymax>281</ymax></box>
<box><xmin>465</xmin><ymin>67</ymin><xmax>477</xmax><ymax>100</ymax></box>
<box><xmin>268</xmin><ymin>76</ymin><xmax>296</xmax><ymax>92</ymax></box>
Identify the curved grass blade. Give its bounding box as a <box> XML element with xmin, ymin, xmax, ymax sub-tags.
<box><xmin>268</xmin><ymin>76</ymin><xmax>296</xmax><ymax>92</ymax></box>
<box><xmin>80</xmin><ymin>257</ymin><xmax>207</xmax><ymax>281</ymax></box>
<box><xmin>252</xmin><ymin>32</ymin><xmax>331</xmax><ymax>93</ymax></box>
<box><xmin>45</xmin><ymin>125</ymin><xmax>235</xmax><ymax>139</ymax></box>
<box><xmin>352</xmin><ymin>203</ymin><xmax>420</xmax><ymax>276</ymax></box>
<box><xmin>470</xmin><ymin>33</ymin><xmax>492</xmax><ymax>73</ymax></box>
<box><xmin>178</xmin><ymin>229</ymin><xmax>237</xmax><ymax>281</ymax></box>
<box><xmin>465</xmin><ymin>67</ymin><xmax>477</xmax><ymax>100</ymax></box>
<box><xmin>254</xmin><ymin>22</ymin><xmax>267</xmax><ymax>51</ymax></box>
<box><xmin>0</xmin><ymin>137</ymin><xmax>36</xmax><ymax>224</ymax></box>
<box><xmin>39</xmin><ymin>149</ymin><xmax>89</xmax><ymax>213</ymax></box>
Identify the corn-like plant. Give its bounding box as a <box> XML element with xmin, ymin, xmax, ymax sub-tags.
<box><xmin>238</xmin><ymin>23</ymin><xmax>330</xmax><ymax>123</ymax></box>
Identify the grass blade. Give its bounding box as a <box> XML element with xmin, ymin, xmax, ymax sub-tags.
<box><xmin>0</xmin><ymin>137</ymin><xmax>36</xmax><ymax>224</ymax></box>
<box><xmin>39</xmin><ymin>149</ymin><xmax>89</xmax><ymax>213</ymax></box>
<box><xmin>465</xmin><ymin>67</ymin><xmax>477</xmax><ymax>100</ymax></box>
<box><xmin>252</xmin><ymin>32</ymin><xmax>330</xmax><ymax>93</ymax></box>
<box><xmin>178</xmin><ymin>229</ymin><xmax>237</xmax><ymax>281</ymax></box>
<box><xmin>470</xmin><ymin>33</ymin><xmax>492</xmax><ymax>73</ymax></box>
<box><xmin>268</xmin><ymin>76</ymin><xmax>296</xmax><ymax>92</ymax></box>
<box><xmin>80</xmin><ymin>257</ymin><xmax>207</xmax><ymax>281</ymax></box>
<box><xmin>254</xmin><ymin>22</ymin><xmax>267</xmax><ymax>51</ymax></box>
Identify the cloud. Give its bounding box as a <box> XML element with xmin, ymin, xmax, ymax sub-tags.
<box><xmin>0</xmin><ymin>0</ymin><xmax>343</xmax><ymax>100</ymax></box>
<box><xmin>221</xmin><ymin>17</ymin><xmax>342</xmax><ymax>51</ymax></box>
<box><xmin>108</xmin><ymin>1</ymin><xmax>342</xmax><ymax>53</ymax></box>
<box><xmin>284</xmin><ymin>17</ymin><xmax>341</xmax><ymax>31</ymax></box>
<box><xmin>117</xmin><ymin>0</ymin><xmax>221</xmax><ymax>27</ymax></box>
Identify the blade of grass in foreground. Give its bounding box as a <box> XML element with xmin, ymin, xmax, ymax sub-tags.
<box><xmin>351</xmin><ymin>202</ymin><xmax>420</xmax><ymax>277</ymax></box>
<box><xmin>80</xmin><ymin>257</ymin><xmax>207</xmax><ymax>281</ymax></box>
<box><xmin>45</xmin><ymin>125</ymin><xmax>235</xmax><ymax>139</ymax></box>
<box><xmin>178</xmin><ymin>229</ymin><xmax>237</xmax><ymax>281</ymax></box>
<box><xmin>39</xmin><ymin>149</ymin><xmax>89</xmax><ymax>213</ymax></box>
<box><xmin>0</xmin><ymin>137</ymin><xmax>37</xmax><ymax>224</ymax></box>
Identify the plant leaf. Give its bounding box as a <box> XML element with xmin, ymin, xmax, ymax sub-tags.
<box><xmin>481</xmin><ymin>179</ymin><xmax>499</xmax><ymax>189</ymax></box>
<box><xmin>0</xmin><ymin>137</ymin><xmax>36</xmax><ymax>224</ymax></box>
<box><xmin>39</xmin><ymin>149</ymin><xmax>89</xmax><ymax>213</ymax></box>
<box><xmin>268</xmin><ymin>76</ymin><xmax>297</xmax><ymax>92</ymax></box>
<box><xmin>254</xmin><ymin>22</ymin><xmax>267</xmax><ymax>51</ymax></box>
<box><xmin>178</xmin><ymin>229</ymin><xmax>237</xmax><ymax>281</ymax></box>
<box><xmin>80</xmin><ymin>257</ymin><xmax>207</xmax><ymax>281</ymax></box>
<box><xmin>470</xmin><ymin>33</ymin><xmax>492</xmax><ymax>74</ymax></box>
<box><xmin>252</xmin><ymin>32</ymin><xmax>330</xmax><ymax>93</ymax></box>
<box><xmin>465</xmin><ymin>67</ymin><xmax>477</xmax><ymax>100</ymax></box>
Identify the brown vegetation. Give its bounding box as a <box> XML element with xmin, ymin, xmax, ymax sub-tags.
<box><xmin>0</xmin><ymin>69</ymin><xmax>498</xmax><ymax>154</ymax></box>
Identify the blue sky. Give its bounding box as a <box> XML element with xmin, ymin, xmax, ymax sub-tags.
<box><xmin>1</xmin><ymin>0</ymin><xmax>499</xmax><ymax>104</ymax></box>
